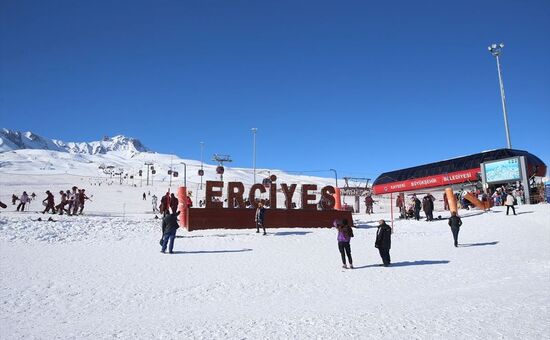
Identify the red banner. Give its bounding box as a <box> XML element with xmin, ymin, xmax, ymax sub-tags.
<box><xmin>372</xmin><ymin>168</ymin><xmax>480</xmax><ymax>195</ymax></box>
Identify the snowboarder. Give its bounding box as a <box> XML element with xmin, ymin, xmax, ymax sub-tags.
<box><xmin>161</xmin><ymin>210</ymin><xmax>180</xmax><ymax>253</ymax></box>
<box><xmin>42</xmin><ymin>191</ymin><xmax>56</xmax><ymax>214</ymax></box>
<box><xmin>448</xmin><ymin>211</ymin><xmax>462</xmax><ymax>247</ymax></box>
<box><xmin>375</xmin><ymin>219</ymin><xmax>392</xmax><ymax>266</ymax></box>
<box><xmin>505</xmin><ymin>191</ymin><xmax>516</xmax><ymax>215</ymax></box>
<box><xmin>17</xmin><ymin>191</ymin><xmax>30</xmax><ymax>211</ymax></box>
<box><xmin>255</xmin><ymin>202</ymin><xmax>267</xmax><ymax>235</ymax></box>
<box><xmin>334</xmin><ymin>218</ymin><xmax>354</xmax><ymax>269</ymax></box>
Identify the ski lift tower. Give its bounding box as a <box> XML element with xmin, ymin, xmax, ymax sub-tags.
<box><xmin>341</xmin><ymin>177</ymin><xmax>371</xmax><ymax>213</ymax></box>
<box><xmin>212</xmin><ymin>154</ymin><xmax>232</xmax><ymax>181</ymax></box>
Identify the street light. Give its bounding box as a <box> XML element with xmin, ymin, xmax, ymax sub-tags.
<box><xmin>488</xmin><ymin>42</ymin><xmax>512</xmax><ymax>149</ymax></box>
<box><xmin>251</xmin><ymin>128</ymin><xmax>258</xmax><ymax>184</ymax></box>
<box><xmin>329</xmin><ymin>168</ymin><xmax>338</xmax><ymax>187</ymax></box>
<box><xmin>200</xmin><ymin>142</ymin><xmax>204</xmax><ymax>190</ymax></box>
<box><xmin>183</xmin><ymin>163</ymin><xmax>187</xmax><ymax>188</ymax></box>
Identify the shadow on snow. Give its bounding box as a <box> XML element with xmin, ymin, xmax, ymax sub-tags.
<box><xmin>354</xmin><ymin>260</ymin><xmax>450</xmax><ymax>269</ymax></box>
<box><xmin>459</xmin><ymin>241</ymin><xmax>499</xmax><ymax>247</ymax></box>
<box><xmin>169</xmin><ymin>248</ymin><xmax>253</xmax><ymax>255</ymax></box>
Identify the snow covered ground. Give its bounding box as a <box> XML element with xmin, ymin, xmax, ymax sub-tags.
<box><xmin>1</xmin><ymin>173</ymin><xmax>549</xmax><ymax>339</ymax></box>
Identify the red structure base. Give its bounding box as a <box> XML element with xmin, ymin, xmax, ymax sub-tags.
<box><xmin>186</xmin><ymin>208</ymin><xmax>353</xmax><ymax>231</ymax></box>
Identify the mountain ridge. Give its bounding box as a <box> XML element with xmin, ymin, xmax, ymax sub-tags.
<box><xmin>0</xmin><ymin>128</ymin><xmax>150</xmax><ymax>155</ymax></box>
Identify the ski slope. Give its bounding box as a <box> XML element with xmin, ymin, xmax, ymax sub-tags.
<box><xmin>1</xmin><ymin>171</ymin><xmax>549</xmax><ymax>339</ymax></box>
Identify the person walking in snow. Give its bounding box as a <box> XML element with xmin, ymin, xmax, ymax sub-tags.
<box><xmin>505</xmin><ymin>191</ymin><xmax>516</xmax><ymax>216</ymax></box>
<box><xmin>168</xmin><ymin>193</ymin><xmax>178</xmax><ymax>214</ymax></box>
<box><xmin>413</xmin><ymin>195</ymin><xmax>422</xmax><ymax>221</ymax></box>
<box><xmin>364</xmin><ymin>195</ymin><xmax>374</xmax><ymax>214</ymax></box>
<box><xmin>77</xmin><ymin>189</ymin><xmax>89</xmax><ymax>214</ymax></box>
<box><xmin>151</xmin><ymin>195</ymin><xmax>159</xmax><ymax>213</ymax></box>
<box><xmin>422</xmin><ymin>194</ymin><xmax>434</xmax><ymax>221</ymax></box>
<box><xmin>17</xmin><ymin>191</ymin><xmax>30</xmax><ymax>211</ymax></box>
<box><xmin>448</xmin><ymin>211</ymin><xmax>462</xmax><ymax>247</ymax></box>
<box><xmin>255</xmin><ymin>202</ymin><xmax>267</xmax><ymax>235</ymax></box>
<box><xmin>11</xmin><ymin>194</ymin><xmax>18</xmax><ymax>205</ymax></box>
<box><xmin>161</xmin><ymin>210</ymin><xmax>180</xmax><ymax>253</ymax></box>
<box><xmin>55</xmin><ymin>191</ymin><xmax>69</xmax><ymax>215</ymax></box>
<box><xmin>334</xmin><ymin>218</ymin><xmax>354</xmax><ymax>269</ymax></box>
<box><xmin>42</xmin><ymin>190</ymin><xmax>56</xmax><ymax>214</ymax></box>
<box><xmin>375</xmin><ymin>219</ymin><xmax>392</xmax><ymax>267</ymax></box>
<box><xmin>143</xmin><ymin>192</ymin><xmax>147</xmax><ymax>200</ymax></box>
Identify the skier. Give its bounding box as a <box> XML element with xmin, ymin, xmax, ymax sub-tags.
<box><xmin>42</xmin><ymin>191</ymin><xmax>56</xmax><ymax>214</ymax></box>
<box><xmin>255</xmin><ymin>202</ymin><xmax>267</xmax><ymax>235</ymax></box>
<box><xmin>334</xmin><ymin>218</ymin><xmax>354</xmax><ymax>269</ymax></box>
<box><xmin>505</xmin><ymin>191</ymin><xmax>516</xmax><ymax>216</ymax></box>
<box><xmin>448</xmin><ymin>211</ymin><xmax>462</xmax><ymax>247</ymax></box>
<box><xmin>161</xmin><ymin>210</ymin><xmax>180</xmax><ymax>253</ymax></box>
<box><xmin>375</xmin><ymin>219</ymin><xmax>392</xmax><ymax>267</ymax></box>
<box><xmin>17</xmin><ymin>191</ymin><xmax>30</xmax><ymax>211</ymax></box>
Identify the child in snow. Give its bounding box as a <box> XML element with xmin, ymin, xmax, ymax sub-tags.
<box><xmin>335</xmin><ymin>219</ymin><xmax>354</xmax><ymax>269</ymax></box>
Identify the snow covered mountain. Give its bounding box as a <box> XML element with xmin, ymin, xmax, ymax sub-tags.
<box><xmin>0</xmin><ymin>128</ymin><xmax>149</xmax><ymax>155</ymax></box>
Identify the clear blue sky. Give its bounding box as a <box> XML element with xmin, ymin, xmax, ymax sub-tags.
<box><xmin>1</xmin><ymin>0</ymin><xmax>549</xmax><ymax>180</ymax></box>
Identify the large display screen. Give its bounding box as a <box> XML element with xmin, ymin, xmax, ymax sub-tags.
<box><xmin>484</xmin><ymin>157</ymin><xmax>522</xmax><ymax>183</ymax></box>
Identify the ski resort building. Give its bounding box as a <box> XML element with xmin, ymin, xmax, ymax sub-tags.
<box><xmin>372</xmin><ymin>148</ymin><xmax>547</xmax><ymax>195</ymax></box>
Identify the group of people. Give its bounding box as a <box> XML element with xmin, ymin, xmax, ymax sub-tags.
<box><xmin>334</xmin><ymin>218</ymin><xmax>392</xmax><ymax>269</ymax></box>
<box><xmin>42</xmin><ymin>186</ymin><xmax>90</xmax><ymax>215</ymax></box>
<box><xmin>396</xmin><ymin>193</ymin><xmax>435</xmax><ymax>221</ymax></box>
<box><xmin>11</xmin><ymin>191</ymin><xmax>36</xmax><ymax>211</ymax></box>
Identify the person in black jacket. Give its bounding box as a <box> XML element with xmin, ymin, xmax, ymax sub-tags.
<box><xmin>413</xmin><ymin>195</ymin><xmax>422</xmax><ymax>221</ymax></box>
<box><xmin>161</xmin><ymin>211</ymin><xmax>180</xmax><ymax>253</ymax></box>
<box><xmin>375</xmin><ymin>219</ymin><xmax>392</xmax><ymax>266</ymax></box>
<box><xmin>422</xmin><ymin>195</ymin><xmax>434</xmax><ymax>221</ymax></box>
<box><xmin>448</xmin><ymin>211</ymin><xmax>462</xmax><ymax>247</ymax></box>
<box><xmin>255</xmin><ymin>202</ymin><xmax>266</xmax><ymax>235</ymax></box>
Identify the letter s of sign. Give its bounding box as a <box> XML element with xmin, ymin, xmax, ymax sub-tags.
<box><xmin>320</xmin><ymin>185</ymin><xmax>336</xmax><ymax>209</ymax></box>
<box><xmin>206</xmin><ymin>181</ymin><xmax>224</xmax><ymax>208</ymax></box>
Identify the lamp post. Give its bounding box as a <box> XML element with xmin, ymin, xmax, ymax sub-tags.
<box><xmin>251</xmin><ymin>128</ymin><xmax>258</xmax><ymax>184</ymax></box>
<box><xmin>329</xmin><ymin>168</ymin><xmax>338</xmax><ymax>188</ymax></box>
<box><xmin>488</xmin><ymin>42</ymin><xmax>512</xmax><ymax>149</ymax></box>
<box><xmin>183</xmin><ymin>163</ymin><xmax>187</xmax><ymax>188</ymax></box>
<box><xmin>200</xmin><ymin>142</ymin><xmax>204</xmax><ymax>190</ymax></box>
